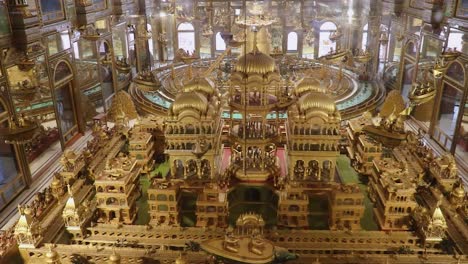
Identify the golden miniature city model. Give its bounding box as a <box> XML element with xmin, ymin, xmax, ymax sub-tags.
<box><xmin>3</xmin><ymin>4</ymin><xmax>467</xmax><ymax>264</ymax></box>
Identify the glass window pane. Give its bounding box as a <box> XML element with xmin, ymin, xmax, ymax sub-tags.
<box><xmin>0</xmin><ymin>121</ymin><xmax>19</xmax><ymax>185</ymax></box>
<box><xmin>447</xmin><ymin>29</ymin><xmax>463</xmax><ymax>51</ymax></box>
<box><xmin>55</xmin><ymin>84</ymin><xmax>77</xmax><ymax>141</ymax></box>
<box><xmin>0</xmin><ymin>4</ymin><xmax>11</xmax><ymax>36</ymax></box>
<box><xmin>320</xmin><ymin>22</ymin><xmax>337</xmax><ymax>31</ymax></box>
<box><xmin>437</xmin><ymin>83</ymin><xmax>463</xmax><ymax>149</ymax></box>
<box><xmin>216</xmin><ymin>32</ymin><xmax>226</xmax><ymax>51</ymax></box>
<box><xmin>48</xmin><ymin>34</ymin><xmax>58</xmax><ymax>55</ymax></box>
<box><xmin>178</xmin><ymin>32</ymin><xmax>195</xmax><ymax>53</ymax></box>
<box><xmin>60</xmin><ymin>31</ymin><xmax>71</xmax><ymax>50</ymax></box>
<box><xmin>319</xmin><ymin>32</ymin><xmax>335</xmax><ymax>57</ymax></box>
<box><xmin>362</xmin><ymin>32</ymin><xmax>368</xmax><ymax>50</ymax></box>
<box><xmin>178</xmin><ymin>22</ymin><xmax>194</xmax><ymax>31</ymax></box>
<box><xmin>287</xmin><ymin>32</ymin><xmax>298</xmax><ymax>51</ymax></box>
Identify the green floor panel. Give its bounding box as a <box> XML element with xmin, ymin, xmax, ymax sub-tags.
<box><xmin>336</xmin><ymin>155</ymin><xmax>379</xmax><ymax>231</ymax></box>
<box><xmin>150</xmin><ymin>161</ymin><xmax>171</xmax><ymax>178</ymax></box>
<box><xmin>181</xmin><ymin>212</ymin><xmax>197</xmax><ymax>227</ymax></box>
<box><xmin>308</xmin><ymin>215</ymin><xmax>329</xmax><ymax>230</ymax></box>
<box><xmin>135</xmin><ymin>177</ymin><xmax>151</xmax><ymax>225</ymax></box>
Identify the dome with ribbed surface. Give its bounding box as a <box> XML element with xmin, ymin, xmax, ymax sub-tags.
<box><xmin>298</xmin><ymin>91</ymin><xmax>336</xmax><ymax>114</ymax></box>
<box><xmin>235</xmin><ymin>50</ymin><xmax>276</xmax><ymax>75</ymax></box>
<box><xmin>295</xmin><ymin>77</ymin><xmax>324</xmax><ymax>96</ymax></box>
<box><xmin>183</xmin><ymin>77</ymin><xmax>216</xmax><ymax>97</ymax></box>
<box><xmin>172</xmin><ymin>91</ymin><xmax>208</xmax><ymax>115</ymax></box>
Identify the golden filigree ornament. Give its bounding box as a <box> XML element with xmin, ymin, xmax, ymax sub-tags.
<box><xmin>134</xmin><ymin>70</ymin><xmax>161</xmax><ymax>92</ymax></box>
<box><xmin>354</xmin><ymin>50</ymin><xmax>372</xmax><ymax>64</ymax></box>
<box><xmin>379</xmin><ymin>32</ymin><xmax>389</xmax><ymax>45</ymax></box>
<box><xmin>304</xmin><ymin>27</ymin><xmax>315</xmax><ymax>46</ymax></box>
<box><xmin>202</xmin><ymin>25</ymin><xmax>213</xmax><ymax>37</ymax></box>
<box><xmin>0</xmin><ymin>115</ymin><xmax>39</xmax><ymax>144</ymax></box>
<box><xmin>329</xmin><ymin>28</ymin><xmax>343</xmax><ymax>42</ymax></box>
<box><xmin>10</xmin><ymin>79</ymin><xmax>38</xmax><ymax>102</ymax></box>
<box><xmin>409</xmin><ymin>81</ymin><xmax>435</xmax><ymax>105</ymax></box>
<box><xmin>439</xmin><ymin>48</ymin><xmax>460</xmax><ymax>62</ymax></box>
<box><xmin>78</xmin><ymin>0</ymin><xmax>92</xmax><ymax>7</ymax></box>
<box><xmin>157</xmin><ymin>33</ymin><xmax>168</xmax><ymax>45</ymax></box>
<box><xmin>235</xmin><ymin>2</ymin><xmax>276</xmax><ymax>29</ymax></box>
<box><xmin>79</xmin><ymin>25</ymin><xmax>100</xmax><ymax>41</ymax></box>
<box><xmin>175</xmin><ymin>49</ymin><xmax>199</xmax><ymax>64</ymax></box>
<box><xmin>115</xmin><ymin>57</ymin><xmax>131</xmax><ymax>73</ymax></box>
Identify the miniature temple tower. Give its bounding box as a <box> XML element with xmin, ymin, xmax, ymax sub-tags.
<box><xmin>95</xmin><ymin>156</ymin><xmax>141</xmax><ymax>224</ymax></box>
<box><xmin>165</xmin><ymin>77</ymin><xmax>222</xmax><ymax>180</ymax></box>
<box><xmin>287</xmin><ymin>77</ymin><xmax>341</xmax><ymax>182</ymax></box>
<box><xmin>196</xmin><ymin>185</ymin><xmax>228</xmax><ymax>228</ymax></box>
<box><xmin>369</xmin><ymin>159</ymin><xmax>418</xmax><ymax>230</ymax></box>
<box><xmin>429</xmin><ymin>153</ymin><xmax>459</xmax><ymax>192</ymax></box>
<box><xmin>14</xmin><ymin>205</ymin><xmax>42</xmax><ymax>248</ymax></box>
<box><xmin>228</xmin><ymin>44</ymin><xmax>290</xmax><ymax>182</ymax></box>
<box><xmin>329</xmin><ymin>184</ymin><xmax>365</xmax><ymax>230</ymax></box>
<box><xmin>412</xmin><ymin>205</ymin><xmax>448</xmax><ymax>247</ymax></box>
<box><xmin>147</xmin><ymin>180</ymin><xmax>181</xmax><ymax>226</ymax></box>
<box><xmin>128</xmin><ymin>128</ymin><xmax>155</xmax><ymax>169</ymax></box>
<box><xmin>62</xmin><ymin>185</ymin><xmax>88</xmax><ymax>238</ymax></box>
<box><xmin>50</xmin><ymin>173</ymin><xmax>65</xmax><ymax>200</ymax></box>
<box><xmin>449</xmin><ymin>180</ymin><xmax>466</xmax><ymax>208</ymax></box>
<box><xmin>277</xmin><ymin>184</ymin><xmax>309</xmax><ymax>228</ymax></box>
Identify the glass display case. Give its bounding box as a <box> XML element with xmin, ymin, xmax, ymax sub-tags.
<box><xmin>39</xmin><ymin>0</ymin><xmax>65</xmax><ymax>24</ymax></box>
<box><xmin>73</xmin><ymin>39</ymin><xmax>104</xmax><ymax>113</ymax></box>
<box><xmin>0</xmin><ymin>117</ymin><xmax>25</xmax><ymax>211</ymax></box>
<box><xmin>0</xmin><ymin>3</ymin><xmax>10</xmax><ymax>37</ymax></box>
<box><xmin>53</xmin><ymin>57</ymin><xmax>79</xmax><ymax>144</ymax></box>
<box><xmin>6</xmin><ymin>55</ymin><xmax>60</xmax><ymax>165</ymax></box>
<box><xmin>47</xmin><ymin>31</ymin><xmax>71</xmax><ymax>56</ymax></box>
<box><xmin>456</xmin><ymin>0</ymin><xmax>468</xmax><ymax>18</ymax></box>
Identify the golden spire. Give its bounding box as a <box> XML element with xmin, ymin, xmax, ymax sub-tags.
<box><xmin>45</xmin><ymin>245</ymin><xmax>61</xmax><ymax>264</ymax></box>
<box><xmin>64</xmin><ymin>184</ymin><xmax>76</xmax><ymax>211</ymax></box>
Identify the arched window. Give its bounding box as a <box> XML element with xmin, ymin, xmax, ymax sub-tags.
<box><xmin>287</xmin><ymin>32</ymin><xmax>298</xmax><ymax>51</ymax></box>
<box><xmin>318</xmin><ymin>21</ymin><xmax>337</xmax><ymax>57</ymax></box>
<box><xmin>215</xmin><ymin>32</ymin><xmax>226</xmax><ymax>51</ymax></box>
<box><xmin>177</xmin><ymin>22</ymin><xmax>195</xmax><ymax>53</ymax></box>
<box><xmin>362</xmin><ymin>23</ymin><xmax>368</xmax><ymax>50</ymax></box>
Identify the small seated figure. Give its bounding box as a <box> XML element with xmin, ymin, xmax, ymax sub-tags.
<box><xmin>249</xmin><ymin>233</ymin><xmax>265</xmax><ymax>256</ymax></box>
<box><xmin>223</xmin><ymin>232</ymin><xmax>239</xmax><ymax>253</ymax></box>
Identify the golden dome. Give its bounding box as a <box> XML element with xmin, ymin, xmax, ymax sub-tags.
<box><xmin>295</xmin><ymin>77</ymin><xmax>324</xmax><ymax>96</ymax></box>
<box><xmin>172</xmin><ymin>91</ymin><xmax>208</xmax><ymax>115</ymax></box>
<box><xmin>298</xmin><ymin>91</ymin><xmax>336</xmax><ymax>113</ymax></box>
<box><xmin>453</xmin><ymin>185</ymin><xmax>465</xmax><ymax>197</ymax></box>
<box><xmin>109</xmin><ymin>251</ymin><xmax>121</xmax><ymax>263</ymax></box>
<box><xmin>235</xmin><ymin>50</ymin><xmax>276</xmax><ymax>75</ymax></box>
<box><xmin>183</xmin><ymin>77</ymin><xmax>216</xmax><ymax>97</ymax></box>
